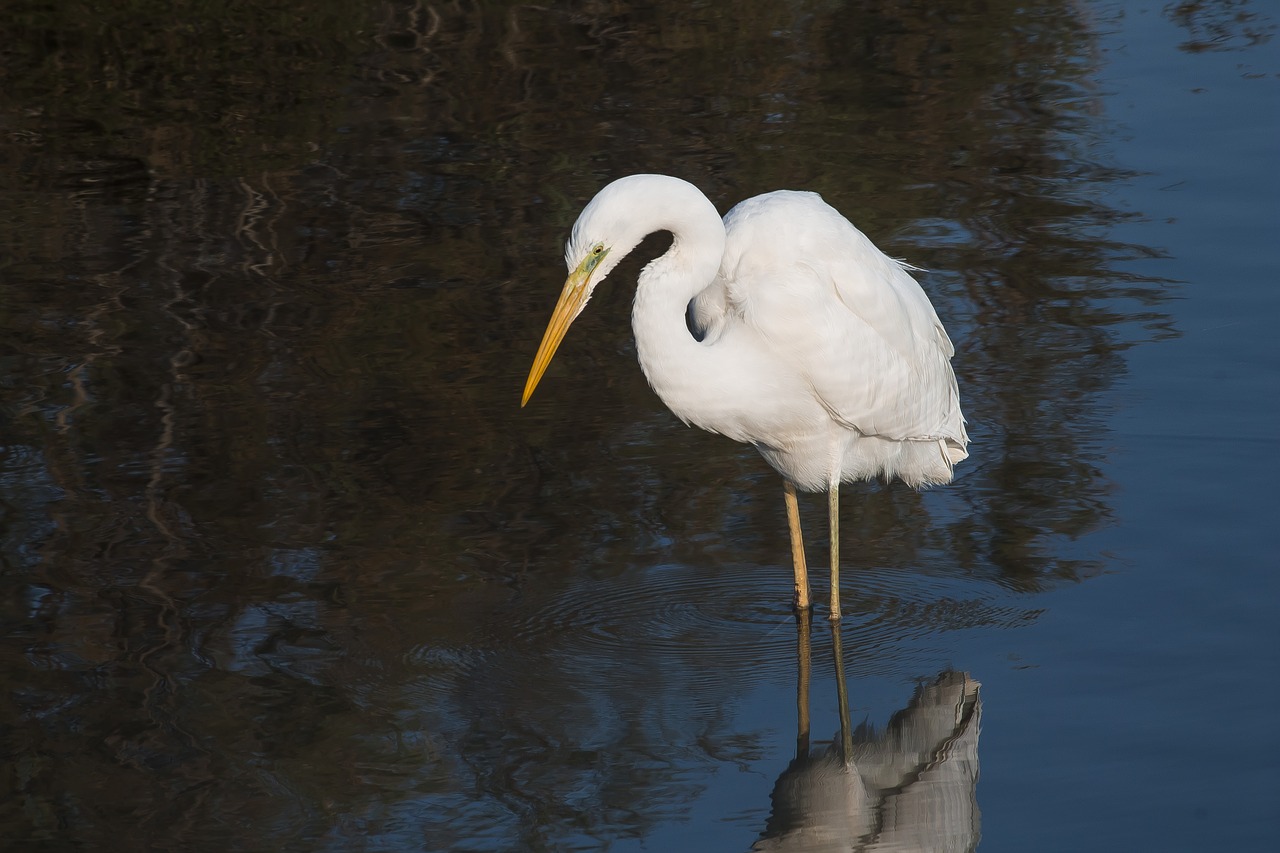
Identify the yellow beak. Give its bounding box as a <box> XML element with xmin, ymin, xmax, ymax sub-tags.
<box><xmin>522</xmin><ymin>255</ymin><xmax>603</xmax><ymax>406</ymax></box>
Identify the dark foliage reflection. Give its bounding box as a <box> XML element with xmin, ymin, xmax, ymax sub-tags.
<box><xmin>0</xmin><ymin>0</ymin><xmax>1174</xmax><ymax>849</ymax></box>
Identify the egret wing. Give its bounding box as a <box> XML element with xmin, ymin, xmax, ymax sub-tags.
<box><xmin>686</xmin><ymin>276</ymin><xmax>730</xmax><ymax>344</ymax></box>
<box><xmin>719</xmin><ymin>191</ymin><xmax>967</xmax><ymax>452</ymax></box>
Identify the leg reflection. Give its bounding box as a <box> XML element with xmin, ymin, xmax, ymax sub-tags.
<box><xmin>831</xmin><ymin>621</ymin><xmax>854</xmax><ymax>769</ymax></box>
<box><xmin>795</xmin><ymin>607</ymin><xmax>812</xmax><ymax>760</ymax></box>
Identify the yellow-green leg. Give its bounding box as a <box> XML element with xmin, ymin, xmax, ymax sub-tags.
<box><xmin>829</xmin><ymin>481</ymin><xmax>841</xmax><ymax>621</ymax></box>
<box><xmin>784</xmin><ymin>480</ymin><xmax>811</xmax><ymax>611</ymax></box>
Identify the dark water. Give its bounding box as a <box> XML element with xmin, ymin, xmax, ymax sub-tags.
<box><xmin>2</xmin><ymin>1</ymin><xmax>1276</xmax><ymax>850</ymax></box>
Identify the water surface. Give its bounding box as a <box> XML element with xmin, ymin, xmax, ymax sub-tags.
<box><xmin>1</xmin><ymin>1</ymin><xmax>1276</xmax><ymax>850</ymax></box>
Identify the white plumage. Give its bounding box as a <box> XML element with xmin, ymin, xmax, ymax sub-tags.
<box><xmin>523</xmin><ymin>174</ymin><xmax>968</xmax><ymax>618</ymax></box>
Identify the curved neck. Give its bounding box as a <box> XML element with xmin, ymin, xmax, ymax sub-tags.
<box><xmin>630</xmin><ymin>206</ymin><xmax>742</xmax><ymax>433</ymax></box>
<box><xmin>571</xmin><ymin>175</ymin><xmax>758</xmax><ymax>436</ymax></box>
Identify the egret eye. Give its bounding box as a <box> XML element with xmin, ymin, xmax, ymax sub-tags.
<box><xmin>592</xmin><ymin>244</ymin><xmax>604</xmax><ymax>255</ymax></box>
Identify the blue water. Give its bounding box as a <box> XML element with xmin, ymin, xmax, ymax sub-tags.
<box><xmin>1</xmin><ymin>2</ymin><xmax>1276</xmax><ymax>851</ymax></box>
<box><xmin>628</xmin><ymin>6</ymin><xmax>1280</xmax><ymax>851</ymax></box>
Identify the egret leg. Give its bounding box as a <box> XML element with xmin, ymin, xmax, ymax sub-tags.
<box><xmin>784</xmin><ymin>481</ymin><xmax>811</xmax><ymax>611</ymax></box>
<box><xmin>828</xmin><ymin>481</ymin><xmax>841</xmax><ymax>621</ymax></box>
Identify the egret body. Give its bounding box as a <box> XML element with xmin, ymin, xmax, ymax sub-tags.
<box><xmin>523</xmin><ymin>174</ymin><xmax>967</xmax><ymax>619</ymax></box>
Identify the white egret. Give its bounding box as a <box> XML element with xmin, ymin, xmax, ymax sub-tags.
<box><xmin>522</xmin><ymin>175</ymin><xmax>967</xmax><ymax>619</ymax></box>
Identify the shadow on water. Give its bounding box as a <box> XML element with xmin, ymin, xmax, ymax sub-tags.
<box><xmin>0</xmin><ymin>0</ymin><xmax>1193</xmax><ymax>849</ymax></box>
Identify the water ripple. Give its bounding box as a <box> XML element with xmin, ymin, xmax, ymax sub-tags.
<box><xmin>509</xmin><ymin>562</ymin><xmax>800</xmax><ymax>680</ymax></box>
<box><xmin>502</xmin><ymin>560</ymin><xmax>1035</xmax><ymax>692</ymax></box>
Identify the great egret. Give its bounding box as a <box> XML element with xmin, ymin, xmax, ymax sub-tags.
<box><xmin>522</xmin><ymin>174</ymin><xmax>967</xmax><ymax>620</ymax></box>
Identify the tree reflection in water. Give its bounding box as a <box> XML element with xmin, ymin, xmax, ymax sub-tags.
<box><xmin>0</xmin><ymin>1</ymin><xmax>1177</xmax><ymax>850</ymax></box>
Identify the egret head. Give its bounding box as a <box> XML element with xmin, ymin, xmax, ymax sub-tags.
<box><xmin>521</xmin><ymin>179</ymin><xmax>653</xmax><ymax>407</ymax></box>
<box><xmin>521</xmin><ymin>174</ymin><xmax>719</xmax><ymax>407</ymax></box>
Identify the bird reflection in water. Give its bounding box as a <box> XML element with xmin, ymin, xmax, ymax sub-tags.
<box><xmin>754</xmin><ymin>613</ymin><xmax>982</xmax><ymax>852</ymax></box>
